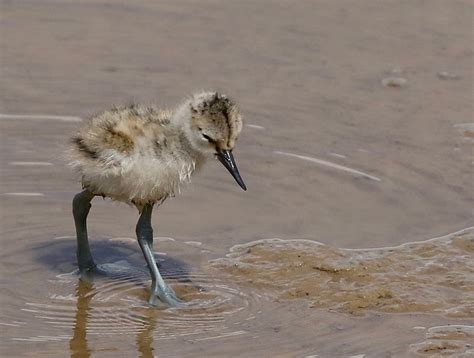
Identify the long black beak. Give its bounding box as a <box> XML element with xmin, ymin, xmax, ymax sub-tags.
<box><xmin>217</xmin><ymin>150</ymin><xmax>247</xmax><ymax>191</ymax></box>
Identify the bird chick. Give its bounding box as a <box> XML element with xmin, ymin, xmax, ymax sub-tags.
<box><xmin>70</xmin><ymin>91</ymin><xmax>246</xmax><ymax>306</ymax></box>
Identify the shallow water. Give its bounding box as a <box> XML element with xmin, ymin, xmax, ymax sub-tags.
<box><xmin>1</xmin><ymin>229</ymin><xmax>473</xmax><ymax>357</ymax></box>
<box><xmin>1</xmin><ymin>0</ymin><xmax>473</xmax><ymax>357</ymax></box>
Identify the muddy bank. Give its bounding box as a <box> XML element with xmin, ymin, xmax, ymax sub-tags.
<box><xmin>212</xmin><ymin>228</ymin><xmax>474</xmax><ymax>317</ymax></box>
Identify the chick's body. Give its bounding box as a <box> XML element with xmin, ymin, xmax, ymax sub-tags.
<box><xmin>70</xmin><ymin>92</ymin><xmax>246</xmax><ymax>306</ymax></box>
<box><xmin>70</xmin><ymin>104</ymin><xmax>205</xmax><ymax>209</ymax></box>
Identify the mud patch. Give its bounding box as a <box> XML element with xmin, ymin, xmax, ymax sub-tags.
<box><xmin>409</xmin><ymin>325</ymin><xmax>474</xmax><ymax>356</ymax></box>
<box><xmin>212</xmin><ymin>228</ymin><xmax>474</xmax><ymax>316</ymax></box>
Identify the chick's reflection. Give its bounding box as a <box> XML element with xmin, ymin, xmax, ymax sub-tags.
<box><xmin>69</xmin><ymin>280</ymin><xmax>158</xmax><ymax>358</ymax></box>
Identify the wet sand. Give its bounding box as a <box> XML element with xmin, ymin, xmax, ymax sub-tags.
<box><xmin>1</xmin><ymin>0</ymin><xmax>473</xmax><ymax>357</ymax></box>
<box><xmin>213</xmin><ymin>228</ymin><xmax>474</xmax><ymax>317</ymax></box>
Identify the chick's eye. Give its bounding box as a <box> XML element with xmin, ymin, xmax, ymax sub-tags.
<box><xmin>202</xmin><ymin>134</ymin><xmax>214</xmax><ymax>143</ymax></box>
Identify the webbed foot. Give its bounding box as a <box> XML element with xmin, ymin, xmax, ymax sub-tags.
<box><xmin>148</xmin><ymin>286</ymin><xmax>185</xmax><ymax>307</ymax></box>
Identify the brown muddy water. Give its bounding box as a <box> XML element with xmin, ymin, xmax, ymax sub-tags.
<box><xmin>1</xmin><ymin>1</ymin><xmax>473</xmax><ymax>357</ymax></box>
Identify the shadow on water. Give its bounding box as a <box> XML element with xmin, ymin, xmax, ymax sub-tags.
<box><xmin>33</xmin><ymin>238</ymin><xmax>192</xmax><ymax>281</ymax></box>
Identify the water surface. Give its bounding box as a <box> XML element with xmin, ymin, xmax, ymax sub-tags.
<box><xmin>1</xmin><ymin>0</ymin><xmax>473</xmax><ymax>357</ymax></box>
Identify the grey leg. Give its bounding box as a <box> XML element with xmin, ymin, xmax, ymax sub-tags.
<box><xmin>136</xmin><ymin>204</ymin><xmax>182</xmax><ymax>306</ymax></box>
<box><xmin>73</xmin><ymin>190</ymin><xmax>97</xmax><ymax>276</ymax></box>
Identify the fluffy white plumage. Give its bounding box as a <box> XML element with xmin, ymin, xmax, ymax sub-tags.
<box><xmin>69</xmin><ymin>92</ymin><xmax>243</xmax><ymax>210</ymax></box>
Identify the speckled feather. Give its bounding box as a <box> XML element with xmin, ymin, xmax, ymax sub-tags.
<box><xmin>69</xmin><ymin>92</ymin><xmax>242</xmax><ymax>211</ymax></box>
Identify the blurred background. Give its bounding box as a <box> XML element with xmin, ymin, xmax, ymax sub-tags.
<box><xmin>1</xmin><ymin>0</ymin><xmax>472</xmax><ymax>250</ymax></box>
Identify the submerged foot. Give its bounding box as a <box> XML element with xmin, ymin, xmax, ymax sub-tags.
<box><xmin>149</xmin><ymin>287</ymin><xmax>185</xmax><ymax>308</ymax></box>
<box><xmin>79</xmin><ymin>264</ymin><xmax>108</xmax><ymax>283</ymax></box>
